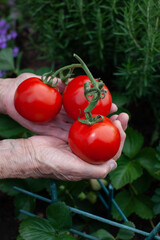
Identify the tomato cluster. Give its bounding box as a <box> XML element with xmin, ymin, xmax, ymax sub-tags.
<box><xmin>14</xmin><ymin>67</ymin><xmax>120</xmax><ymax>165</ymax></box>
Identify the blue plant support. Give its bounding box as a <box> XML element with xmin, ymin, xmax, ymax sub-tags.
<box><xmin>13</xmin><ymin>180</ymin><xmax>160</xmax><ymax>240</ymax></box>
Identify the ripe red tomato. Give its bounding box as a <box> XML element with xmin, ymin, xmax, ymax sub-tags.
<box><xmin>63</xmin><ymin>75</ymin><xmax>112</xmax><ymax>120</ymax></box>
<box><xmin>68</xmin><ymin>116</ymin><xmax>121</xmax><ymax>165</ymax></box>
<box><xmin>14</xmin><ymin>77</ymin><xmax>62</xmax><ymax>122</ymax></box>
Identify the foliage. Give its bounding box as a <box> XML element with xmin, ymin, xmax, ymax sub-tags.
<box><xmin>152</xmin><ymin>188</ymin><xmax>160</xmax><ymax>215</ymax></box>
<box><xmin>109</xmin><ymin>126</ymin><xmax>160</xmax><ymax>220</ymax></box>
<box><xmin>92</xmin><ymin>221</ymin><xmax>136</xmax><ymax>240</ymax></box>
<box><xmin>0</xmin><ymin>114</ymin><xmax>32</xmax><ymax>139</ymax></box>
<box><xmin>0</xmin><ymin>69</ymin><xmax>159</xmax><ymax>238</ymax></box>
<box><xmin>15</xmin><ymin>0</ymin><xmax>160</xmax><ymax>97</ymax></box>
<box><xmin>0</xmin><ymin>2</ymin><xmax>160</xmax><ymax>239</ymax></box>
<box><xmin>15</xmin><ymin>0</ymin><xmax>160</xmax><ymax>142</ymax></box>
<box><xmin>17</xmin><ymin>201</ymin><xmax>75</xmax><ymax>240</ymax></box>
<box><xmin>0</xmin><ymin>18</ymin><xmax>21</xmax><ymax>77</ymax></box>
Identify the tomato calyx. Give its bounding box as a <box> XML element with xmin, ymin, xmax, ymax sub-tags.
<box><xmin>78</xmin><ymin>113</ymin><xmax>104</xmax><ymax>126</ymax></box>
<box><xmin>41</xmin><ymin>71</ymin><xmax>59</xmax><ymax>88</ymax></box>
<box><xmin>73</xmin><ymin>54</ymin><xmax>108</xmax><ymax>125</ymax></box>
<box><xmin>41</xmin><ymin>63</ymin><xmax>82</xmax><ymax>86</ymax></box>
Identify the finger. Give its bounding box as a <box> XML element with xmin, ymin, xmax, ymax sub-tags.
<box><xmin>110</xmin><ymin>114</ymin><xmax>118</xmax><ymax>122</ymax></box>
<box><xmin>81</xmin><ymin>160</ymin><xmax>117</xmax><ymax>180</ymax></box>
<box><xmin>56</xmin><ymin>78</ymin><xmax>73</xmax><ymax>94</ymax></box>
<box><xmin>110</xmin><ymin>113</ymin><xmax>129</xmax><ymax>131</ymax></box>
<box><xmin>116</xmin><ymin>113</ymin><xmax>129</xmax><ymax>131</ymax></box>
<box><xmin>61</xmin><ymin>157</ymin><xmax>118</xmax><ymax>181</ymax></box>
<box><xmin>112</xmin><ymin>120</ymin><xmax>126</xmax><ymax>161</ymax></box>
<box><xmin>16</xmin><ymin>73</ymin><xmax>41</xmax><ymax>85</ymax></box>
<box><xmin>109</xmin><ymin>103</ymin><xmax>118</xmax><ymax>114</ymax></box>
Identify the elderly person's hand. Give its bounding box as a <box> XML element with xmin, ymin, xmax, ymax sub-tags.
<box><xmin>0</xmin><ymin>73</ymin><xmax>129</xmax><ymax>180</ymax></box>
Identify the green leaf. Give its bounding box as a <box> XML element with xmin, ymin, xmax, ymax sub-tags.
<box><xmin>18</xmin><ymin>68</ymin><xmax>35</xmax><ymax>74</ymax></box>
<box><xmin>19</xmin><ymin>217</ymin><xmax>56</xmax><ymax>240</ymax></box>
<box><xmin>111</xmin><ymin>92</ymin><xmax>128</xmax><ymax>107</ymax></box>
<box><xmin>0</xmin><ymin>178</ymin><xmax>27</xmax><ymax>196</ymax></box>
<box><xmin>92</xmin><ymin>229</ymin><xmax>114</xmax><ymax>240</ymax></box>
<box><xmin>0</xmin><ymin>114</ymin><xmax>27</xmax><ymax>138</ymax></box>
<box><xmin>116</xmin><ymin>221</ymin><xmax>135</xmax><ymax>240</ymax></box>
<box><xmin>155</xmin><ymin>188</ymin><xmax>160</xmax><ymax>195</ymax></box>
<box><xmin>152</xmin><ymin>188</ymin><xmax>160</xmax><ymax>215</ymax></box>
<box><xmin>112</xmin><ymin>190</ymin><xmax>134</xmax><ymax>221</ymax></box>
<box><xmin>46</xmin><ymin>202</ymin><xmax>72</xmax><ymax>231</ymax></box>
<box><xmin>35</xmin><ymin>67</ymin><xmax>51</xmax><ymax>75</ymax></box>
<box><xmin>58</xmin><ymin>181</ymin><xmax>87</xmax><ymax>197</ymax></box>
<box><xmin>153</xmin><ymin>204</ymin><xmax>160</xmax><ymax>215</ymax></box>
<box><xmin>0</xmin><ymin>48</ymin><xmax>14</xmax><ymax>70</ymax></box>
<box><xmin>25</xmin><ymin>178</ymin><xmax>51</xmax><ymax>193</ymax></box>
<box><xmin>132</xmin><ymin>172</ymin><xmax>152</xmax><ymax>194</ymax></box>
<box><xmin>135</xmin><ymin>148</ymin><xmax>160</xmax><ymax>180</ymax></box>
<box><xmin>17</xmin><ymin>235</ymin><xmax>25</xmax><ymax>240</ymax></box>
<box><xmin>14</xmin><ymin>194</ymin><xmax>36</xmax><ymax>220</ymax></box>
<box><xmin>59</xmin><ymin>233</ymin><xmax>75</xmax><ymax>240</ymax></box>
<box><xmin>123</xmin><ymin>127</ymin><xmax>144</xmax><ymax>158</ymax></box>
<box><xmin>133</xmin><ymin>195</ymin><xmax>154</xmax><ymax>219</ymax></box>
<box><xmin>109</xmin><ymin>156</ymin><xmax>143</xmax><ymax>189</ymax></box>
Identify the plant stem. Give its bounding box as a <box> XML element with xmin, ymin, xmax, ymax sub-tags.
<box><xmin>41</xmin><ymin>63</ymin><xmax>82</xmax><ymax>87</ymax></box>
<box><xmin>73</xmin><ymin>53</ymin><xmax>106</xmax><ymax>125</ymax></box>
<box><xmin>50</xmin><ymin>63</ymin><xmax>82</xmax><ymax>80</ymax></box>
<box><xmin>73</xmin><ymin>54</ymin><xmax>98</xmax><ymax>88</ymax></box>
<box><xmin>129</xmin><ymin>183</ymin><xmax>138</xmax><ymax>195</ymax></box>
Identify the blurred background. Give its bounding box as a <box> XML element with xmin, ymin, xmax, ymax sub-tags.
<box><xmin>0</xmin><ymin>1</ymin><xmax>160</xmax><ymax>239</ymax></box>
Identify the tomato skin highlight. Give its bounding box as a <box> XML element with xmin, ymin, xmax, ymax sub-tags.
<box><xmin>63</xmin><ymin>75</ymin><xmax>112</xmax><ymax>120</ymax></box>
<box><xmin>14</xmin><ymin>77</ymin><xmax>62</xmax><ymax>122</ymax></box>
<box><xmin>68</xmin><ymin>116</ymin><xmax>121</xmax><ymax>165</ymax></box>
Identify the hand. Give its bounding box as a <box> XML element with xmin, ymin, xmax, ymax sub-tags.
<box><xmin>1</xmin><ymin>73</ymin><xmax>121</xmax><ymax>142</ymax></box>
<box><xmin>0</xmin><ymin>73</ymin><xmax>129</xmax><ymax>180</ymax></box>
<box><xmin>25</xmin><ymin>113</ymin><xmax>128</xmax><ymax>180</ymax></box>
<box><xmin>1</xmin><ymin>73</ymin><xmax>74</xmax><ymax>141</ymax></box>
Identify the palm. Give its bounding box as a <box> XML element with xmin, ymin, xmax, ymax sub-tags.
<box><xmin>4</xmin><ymin>73</ymin><xmax>123</xmax><ymax>143</ymax></box>
<box><xmin>28</xmin><ymin>135</ymin><xmax>118</xmax><ymax>180</ymax></box>
<box><xmin>5</xmin><ymin>73</ymin><xmax>74</xmax><ymax>141</ymax></box>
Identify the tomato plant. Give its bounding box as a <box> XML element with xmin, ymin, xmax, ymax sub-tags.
<box><xmin>14</xmin><ymin>77</ymin><xmax>62</xmax><ymax>122</ymax></box>
<box><xmin>63</xmin><ymin>75</ymin><xmax>112</xmax><ymax>120</ymax></box>
<box><xmin>68</xmin><ymin>115</ymin><xmax>121</xmax><ymax>165</ymax></box>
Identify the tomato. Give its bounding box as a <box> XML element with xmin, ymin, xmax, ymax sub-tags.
<box><xmin>68</xmin><ymin>115</ymin><xmax>121</xmax><ymax>165</ymax></box>
<box><xmin>63</xmin><ymin>75</ymin><xmax>112</xmax><ymax>120</ymax></box>
<box><xmin>14</xmin><ymin>77</ymin><xmax>62</xmax><ymax>122</ymax></box>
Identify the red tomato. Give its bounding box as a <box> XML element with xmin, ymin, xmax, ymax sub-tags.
<box><xmin>63</xmin><ymin>75</ymin><xmax>112</xmax><ymax>120</ymax></box>
<box><xmin>14</xmin><ymin>77</ymin><xmax>62</xmax><ymax>122</ymax></box>
<box><xmin>68</xmin><ymin>116</ymin><xmax>121</xmax><ymax>165</ymax></box>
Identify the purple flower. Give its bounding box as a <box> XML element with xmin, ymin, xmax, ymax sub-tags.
<box><xmin>6</xmin><ymin>33</ymin><xmax>12</xmax><ymax>41</ymax></box>
<box><xmin>13</xmin><ymin>46</ymin><xmax>19</xmax><ymax>57</ymax></box>
<box><xmin>0</xmin><ymin>19</ymin><xmax>6</xmax><ymax>28</ymax></box>
<box><xmin>0</xmin><ymin>35</ymin><xmax>7</xmax><ymax>43</ymax></box>
<box><xmin>10</xmin><ymin>30</ymin><xmax>18</xmax><ymax>39</ymax></box>
<box><xmin>0</xmin><ymin>35</ymin><xmax>7</xmax><ymax>49</ymax></box>
<box><xmin>0</xmin><ymin>28</ymin><xmax>7</xmax><ymax>35</ymax></box>
<box><xmin>5</xmin><ymin>23</ymin><xmax>10</xmax><ymax>30</ymax></box>
<box><xmin>0</xmin><ymin>42</ymin><xmax>7</xmax><ymax>49</ymax></box>
<box><xmin>0</xmin><ymin>70</ymin><xmax>6</xmax><ymax>77</ymax></box>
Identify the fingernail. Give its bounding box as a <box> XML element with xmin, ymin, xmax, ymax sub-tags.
<box><xmin>110</xmin><ymin>161</ymin><xmax>117</xmax><ymax>171</ymax></box>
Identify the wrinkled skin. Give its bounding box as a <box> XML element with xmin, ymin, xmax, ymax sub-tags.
<box><xmin>0</xmin><ymin>73</ymin><xmax>129</xmax><ymax>180</ymax></box>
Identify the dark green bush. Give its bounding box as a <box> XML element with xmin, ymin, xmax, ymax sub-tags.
<box><xmin>16</xmin><ymin>0</ymin><xmax>160</xmax><ymax>142</ymax></box>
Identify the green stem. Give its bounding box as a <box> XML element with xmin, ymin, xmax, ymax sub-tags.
<box><xmin>129</xmin><ymin>183</ymin><xmax>138</xmax><ymax>195</ymax></box>
<box><xmin>73</xmin><ymin>54</ymin><xmax>98</xmax><ymax>88</ymax></box>
<box><xmin>50</xmin><ymin>63</ymin><xmax>81</xmax><ymax>81</ymax></box>
<box><xmin>41</xmin><ymin>63</ymin><xmax>82</xmax><ymax>87</ymax></box>
<box><xmin>84</xmin><ymin>92</ymin><xmax>100</xmax><ymax>113</ymax></box>
<box><xmin>73</xmin><ymin>53</ymin><xmax>106</xmax><ymax>125</ymax></box>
